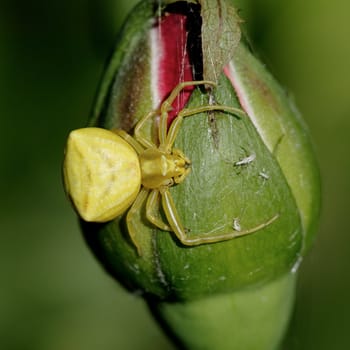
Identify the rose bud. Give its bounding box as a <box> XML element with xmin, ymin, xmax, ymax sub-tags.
<box><xmin>63</xmin><ymin>0</ymin><xmax>320</xmax><ymax>348</ymax></box>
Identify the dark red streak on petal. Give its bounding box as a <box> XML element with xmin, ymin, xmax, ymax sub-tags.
<box><xmin>157</xmin><ymin>13</ymin><xmax>194</xmax><ymax>126</ymax></box>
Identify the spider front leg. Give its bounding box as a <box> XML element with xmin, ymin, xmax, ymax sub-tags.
<box><xmin>162</xmin><ymin>104</ymin><xmax>248</xmax><ymax>152</ymax></box>
<box><xmin>158</xmin><ymin>84</ymin><xmax>248</xmax><ymax>152</ymax></box>
<box><xmin>158</xmin><ymin>80</ymin><xmax>217</xmax><ymax>148</ymax></box>
<box><xmin>160</xmin><ymin>187</ymin><xmax>279</xmax><ymax>247</ymax></box>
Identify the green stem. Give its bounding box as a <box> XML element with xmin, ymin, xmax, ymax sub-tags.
<box><xmin>151</xmin><ymin>272</ymin><xmax>296</xmax><ymax>350</ymax></box>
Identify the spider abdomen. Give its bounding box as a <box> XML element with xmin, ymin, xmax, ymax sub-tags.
<box><xmin>63</xmin><ymin>127</ymin><xmax>141</xmax><ymax>222</ymax></box>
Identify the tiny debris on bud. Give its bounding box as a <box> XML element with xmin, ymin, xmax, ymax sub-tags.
<box><xmin>233</xmin><ymin>218</ymin><xmax>241</xmax><ymax>232</ymax></box>
<box><xmin>234</xmin><ymin>153</ymin><xmax>256</xmax><ymax>166</ymax></box>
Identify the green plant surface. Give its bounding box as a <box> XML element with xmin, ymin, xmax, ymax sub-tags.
<box><xmin>0</xmin><ymin>0</ymin><xmax>349</xmax><ymax>349</ymax></box>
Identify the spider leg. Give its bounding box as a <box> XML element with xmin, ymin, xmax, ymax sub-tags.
<box><xmin>161</xmin><ymin>104</ymin><xmax>247</xmax><ymax>152</ymax></box>
<box><xmin>161</xmin><ymin>113</ymin><xmax>184</xmax><ymax>151</ymax></box>
<box><xmin>160</xmin><ymin>80</ymin><xmax>216</xmax><ymax>113</ymax></box>
<box><xmin>134</xmin><ymin>110</ymin><xmax>158</xmax><ymax>149</ymax></box>
<box><xmin>126</xmin><ymin>187</ymin><xmax>149</xmax><ymax>255</ymax></box>
<box><xmin>114</xmin><ymin>129</ymin><xmax>144</xmax><ymax>154</ymax></box>
<box><xmin>158</xmin><ymin>80</ymin><xmax>217</xmax><ymax>147</ymax></box>
<box><xmin>178</xmin><ymin>105</ymin><xmax>248</xmax><ymax>119</ymax></box>
<box><xmin>145</xmin><ymin>189</ymin><xmax>172</xmax><ymax>231</ymax></box>
<box><xmin>161</xmin><ymin>187</ymin><xmax>279</xmax><ymax>246</ymax></box>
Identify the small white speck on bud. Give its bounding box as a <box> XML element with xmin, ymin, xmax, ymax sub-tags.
<box><xmin>234</xmin><ymin>153</ymin><xmax>256</xmax><ymax>166</ymax></box>
<box><xmin>233</xmin><ymin>218</ymin><xmax>241</xmax><ymax>232</ymax></box>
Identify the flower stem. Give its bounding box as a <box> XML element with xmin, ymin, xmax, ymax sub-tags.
<box><xmin>150</xmin><ymin>272</ymin><xmax>296</xmax><ymax>350</ymax></box>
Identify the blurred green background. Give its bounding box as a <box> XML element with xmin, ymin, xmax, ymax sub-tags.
<box><xmin>0</xmin><ymin>0</ymin><xmax>349</xmax><ymax>349</ymax></box>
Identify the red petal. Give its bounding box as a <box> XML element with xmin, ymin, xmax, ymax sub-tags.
<box><xmin>224</xmin><ymin>64</ymin><xmax>249</xmax><ymax>114</ymax></box>
<box><xmin>151</xmin><ymin>13</ymin><xmax>194</xmax><ymax>126</ymax></box>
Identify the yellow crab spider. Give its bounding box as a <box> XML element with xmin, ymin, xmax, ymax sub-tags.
<box><xmin>63</xmin><ymin>80</ymin><xmax>278</xmax><ymax>254</ymax></box>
